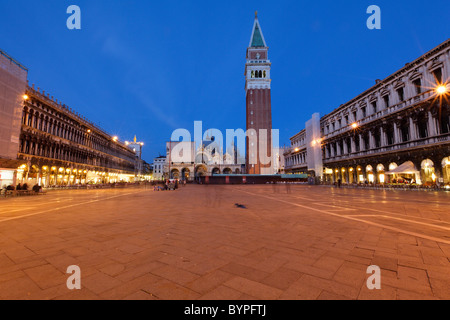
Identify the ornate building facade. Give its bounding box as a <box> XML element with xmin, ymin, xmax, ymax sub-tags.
<box><xmin>285</xmin><ymin>39</ymin><xmax>450</xmax><ymax>186</ymax></box>
<box><xmin>0</xmin><ymin>48</ymin><xmax>140</xmax><ymax>188</ymax></box>
<box><xmin>18</xmin><ymin>86</ymin><xmax>138</xmax><ymax>186</ymax></box>
<box><xmin>165</xmin><ymin>140</ymin><xmax>243</xmax><ymax>181</ymax></box>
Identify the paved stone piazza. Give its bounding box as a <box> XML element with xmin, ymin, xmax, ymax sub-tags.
<box><xmin>0</xmin><ymin>184</ymin><xmax>449</xmax><ymax>300</ymax></box>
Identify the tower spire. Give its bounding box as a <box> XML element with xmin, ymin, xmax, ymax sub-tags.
<box><xmin>249</xmin><ymin>12</ymin><xmax>267</xmax><ymax>48</ymax></box>
<box><xmin>245</xmin><ymin>13</ymin><xmax>272</xmax><ymax>175</ymax></box>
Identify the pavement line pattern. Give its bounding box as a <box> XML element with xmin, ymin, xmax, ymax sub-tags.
<box><xmin>343</xmin><ymin>205</ymin><xmax>450</xmax><ymax>225</ymax></box>
<box><xmin>0</xmin><ymin>208</ymin><xmax>31</xmax><ymax>214</ymax></box>
<box><xmin>347</xmin><ymin>214</ymin><xmax>450</xmax><ymax>231</ymax></box>
<box><xmin>238</xmin><ymin>188</ymin><xmax>450</xmax><ymax>245</ymax></box>
<box><xmin>0</xmin><ymin>190</ymin><xmax>146</xmax><ymax>223</ymax></box>
<box><xmin>297</xmin><ymin>193</ymin><xmax>450</xmax><ymax>226</ymax></box>
<box><xmin>313</xmin><ymin>203</ymin><xmax>357</xmax><ymax>210</ymax></box>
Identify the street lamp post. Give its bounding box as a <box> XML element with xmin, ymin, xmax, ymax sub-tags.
<box><xmin>167</xmin><ymin>141</ymin><xmax>172</xmax><ymax>180</ymax></box>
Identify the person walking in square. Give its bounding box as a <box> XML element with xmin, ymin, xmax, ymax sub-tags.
<box><xmin>286</xmin><ymin>182</ymin><xmax>291</xmax><ymax>194</ymax></box>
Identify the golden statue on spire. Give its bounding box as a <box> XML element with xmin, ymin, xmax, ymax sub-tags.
<box><xmin>255</xmin><ymin>11</ymin><xmax>258</xmax><ymax>18</ymax></box>
<box><xmin>134</xmin><ymin>135</ymin><xmax>137</xmax><ymax>143</ymax></box>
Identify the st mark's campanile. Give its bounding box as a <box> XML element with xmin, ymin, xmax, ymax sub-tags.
<box><xmin>245</xmin><ymin>12</ymin><xmax>273</xmax><ymax>174</ymax></box>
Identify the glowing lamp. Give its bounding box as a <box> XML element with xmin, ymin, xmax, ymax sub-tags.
<box><xmin>436</xmin><ymin>85</ymin><xmax>447</xmax><ymax>94</ymax></box>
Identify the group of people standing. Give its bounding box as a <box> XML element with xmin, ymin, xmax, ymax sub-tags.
<box><xmin>2</xmin><ymin>183</ymin><xmax>29</xmax><ymax>191</ymax></box>
<box><xmin>153</xmin><ymin>179</ymin><xmax>187</xmax><ymax>191</ymax></box>
<box><xmin>2</xmin><ymin>183</ymin><xmax>43</xmax><ymax>193</ymax></box>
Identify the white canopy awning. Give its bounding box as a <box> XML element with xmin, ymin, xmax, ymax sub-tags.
<box><xmin>386</xmin><ymin>161</ymin><xmax>419</xmax><ymax>175</ymax></box>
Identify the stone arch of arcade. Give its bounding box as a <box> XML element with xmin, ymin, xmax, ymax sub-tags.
<box><xmin>323</xmin><ymin>144</ymin><xmax>450</xmax><ymax>185</ymax></box>
<box><xmin>195</xmin><ymin>164</ymin><xmax>208</xmax><ymax>177</ymax></box>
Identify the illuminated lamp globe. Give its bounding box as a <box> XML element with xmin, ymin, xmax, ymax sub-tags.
<box><xmin>436</xmin><ymin>85</ymin><xmax>447</xmax><ymax>94</ymax></box>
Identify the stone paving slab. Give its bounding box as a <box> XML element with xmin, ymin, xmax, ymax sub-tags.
<box><xmin>0</xmin><ymin>185</ymin><xmax>449</xmax><ymax>300</ymax></box>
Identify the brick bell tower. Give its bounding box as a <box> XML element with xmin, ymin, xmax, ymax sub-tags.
<box><xmin>245</xmin><ymin>12</ymin><xmax>273</xmax><ymax>175</ymax></box>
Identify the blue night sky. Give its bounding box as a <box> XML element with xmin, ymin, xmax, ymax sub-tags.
<box><xmin>1</xmin><ymin>0</ymin><xmax>449</xmax><ymax>162</ymax></box>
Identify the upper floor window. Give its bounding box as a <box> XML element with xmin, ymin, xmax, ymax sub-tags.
<box><xmin>27</xmin><ymin>110</ymin><xmax>33</xmax><ymax>126</ymax></box>
<box><xmin>372</xmin><ymin>101</ymin><xmax>377</xmax><ymax>113</ymax></box>
<box><xmin>433</xmin><ymin>68</ymin><xmax>443</xmax><ymax>84</ymax></box>
<box><xmin>352</xmin><ymin>111</ymin><xmax>357</xmax><ymax>122</ymax></box>
<box><xmin>401</xmin><ymin>119</ymin><xmax>410</xmax><ymax>142</ymax></box>
<box><xmin>354</xmin><ymin>135</ymin><xmax>360</xmax><ymax>152</ymax></box>
<box><xmin>383</xmin><ymin>95</ymin><xmax>390</xmax><ymax>108</ymax></box>
<box><xmin>440</xmin><ymin>107</ymin><xmax>450</xmax><ymax>134</ymax></box>
<box><xmin>386</xmin><ymin>124</ymin><xmax>394</xmax><ymax>145</ymax></box>
<box><xmin>373</xmin><ymin>130</ymin><xmax>381</xmax><ymax>148</ymax></box>
<box><xmin>363</xmin><ymin>134</ymin><xmax>370</xmax><ymax>150</ymax></box>
<box><xmin>413</xmin><ymin>78</ymin><xmax>422</xmax><ymax>95</ymax></box>
<box><xmin>344</xmin><ymin>115</ymin><xmax>349</xmax><ymax>125</ymax></box>
<box><xmin>417</xmin><ymin>116</ymin><xmax>428</xmax><ymax>139</ymax></box>
<box><xmin>361</xmin><ymin>107</ymin><xmax>367</xmax><ymax>118</ymax></box>
<box><xmin>397</xmin><ymin>87</ymin><xmax>405</xmax><ymax>102</ymax></box>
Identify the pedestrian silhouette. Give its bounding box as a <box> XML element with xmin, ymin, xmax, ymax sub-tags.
<box><xmin>286</xmin><ymin>182</ymin><xmax>291</xmax><ymax>194</ymax></box>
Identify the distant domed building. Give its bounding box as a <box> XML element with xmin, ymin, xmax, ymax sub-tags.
<box><xmin>164</xmin><ymin>137</ymin><xmax>244</xmax><ymax>181</ymax></box>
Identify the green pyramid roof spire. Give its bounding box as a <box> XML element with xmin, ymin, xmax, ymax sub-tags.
<box><xmin>251</xmin><ymin>25</ymin><xmax>265</xmax><ymax>47</ymax></box>
<box><xmin>249</xmin><ymin>12</ymin><xmax>267</xmax><ymax>48</ymax></box>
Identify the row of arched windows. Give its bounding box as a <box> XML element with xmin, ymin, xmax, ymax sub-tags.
<box><xmin>286</xmin><ymin>152</ymin><xmax>307</xmax><ymax>167</ymax></box>
<box><xmin>22</xmin><ymin>103</ymin><xmax>135</xmax><ymax>163</ymax></box>
<box><xmin>251</xmin><ymin>70</ymin><xmax>267</xmax><ymax>79</ymax></box>
<box><xmin>324</xmin><ymin>67</ymin><xmax>445</xmax><ymax>136</ymax></box>
<box><xmin>323</xmin><ymin>105</ymin><xmax>450</xmax><ymax>159</ymax></box>
<box><xmin>18</xmin><ymin>137</ymin><xmax>135</xmax><ymax>171</ymax></box>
